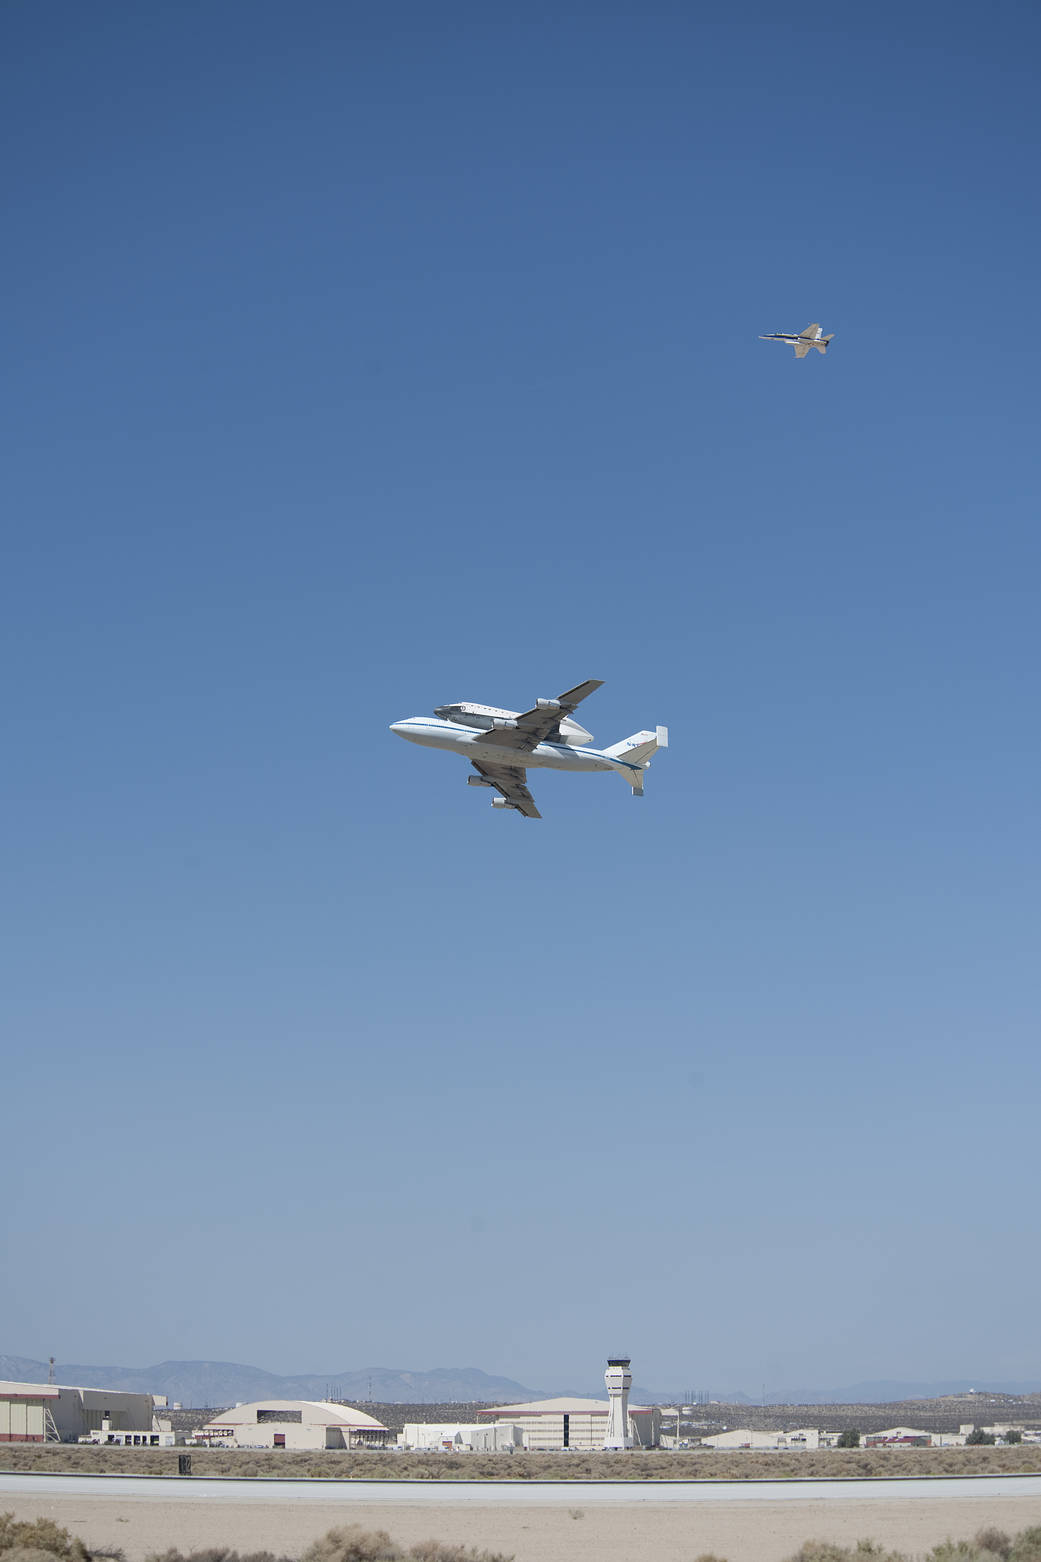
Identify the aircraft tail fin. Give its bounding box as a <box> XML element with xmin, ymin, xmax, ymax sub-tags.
<box><xmin>604</xmin><ymin>726</ymin><xmax>668</xmax><ymax>795</ymax></box>
<box><xmin>815</xmin><ymin>334</ymin><xmax>834</xmax><ymax>354</ymax></box>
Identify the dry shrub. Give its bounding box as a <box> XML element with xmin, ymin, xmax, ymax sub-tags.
<box><xmin>4</xmin><ymin>1551</ymin><xmax>84</xmax><ymax>1562</ymax></box>
<box><xmin>1009</xmin><ymin>1530</ymin><xmax>1041</xmax><ymax>1562</ymax></box>
<box><xmin>0</xmin><ymin>1517</ymin><xmax>90</xmax><ymax>1562</ymax></box>
<box><xmin>927</xmin><ymin>1546</ymin><xmax>1003</xmax><ymax>1562</ymax></box>
<box><xmin>146</xmin><ymin>1552</ymin><xmax>292</xmax><ymax>1562</ymax></box>
<box><xmin>408</xmin><ymin>1546</ymin><xmax>512</xmax><ymax>1562</ymax></box>
<box><xmin>974</xmin><ymin>1534</ymin><xmax>1012</xmax><ymax>1560</ymax></box>
<box><xmin>299</xmin><ymin>1535</ymin><xmax>511</xmax><ymax>1562</ymax></box>
<box><xmin>785</xmin><ymin>1544</ymin><xmax>906</xmax><ymax>1561</ymax></box>
<box><xmin>301</xmin><ymin>1533</ymin><xmax>399</xmax><ymax>1562</ymax></box>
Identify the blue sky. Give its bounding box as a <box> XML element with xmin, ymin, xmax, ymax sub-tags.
<box><xmin>3</xmin><ymin>1</ymin><xmax>1039</xmax><ymax>1397</ymax></box>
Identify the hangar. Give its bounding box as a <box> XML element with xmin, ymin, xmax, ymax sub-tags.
<box><xmin>196</xmin><ymin>1400</ymin><xmax>389</xmax><ymax>1449</ymax></box>
<box><xmin>399</xmin><ymin>1422</ymin><xmax>523</xmax><ymax>1451</ymax></box>
<box><xmin>0</xmin><ymin>1380</ymin><xmax>157</xmax><ymax>1443</ymax></box>
<box><xmin>478</xmin><ymin>1396</ymin><xmax>661</xmax><ymax>1450</ymax></box>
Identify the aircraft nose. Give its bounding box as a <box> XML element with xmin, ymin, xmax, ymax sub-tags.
<box><xmin>389</xmin><ymin>721</ymin><xmax>408</xmax><ymax>737</ymax></box>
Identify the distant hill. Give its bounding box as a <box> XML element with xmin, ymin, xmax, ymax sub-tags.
<box><xmin>758</xmin><ymin>1379</ymin><xmax>1041</xmax><ymax>1405</ymax></box>
<box><xmin>0</xmin><ymin>1356</ymin><xmax>535</xmax><ymax>1407</ymax></box>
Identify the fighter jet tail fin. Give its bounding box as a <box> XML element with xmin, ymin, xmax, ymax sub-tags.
<box><xmin>605</xmin><ymin>726</ymin><xmax>668</xmax><ymax>795</ymax></box>
<box><xmin>815</xmin><ymin>334</ymin><xmax>834</xmax><ymax>354</ymax></box>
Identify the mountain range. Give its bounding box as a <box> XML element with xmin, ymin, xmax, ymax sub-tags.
<box><xmin>3</xmin><ymin>1355</ymin><xmax>1039</xmax><ymax>1408</ymax></box>
<box><xmin>0</xmin><ymin>1356</ymin><xmax>536</xmax><ymax>1407</ymax></box>
<box><xmin>755</xmin><ymin>1379</ymin><xmax>1041</xmax><ymax>1405</ymax></box>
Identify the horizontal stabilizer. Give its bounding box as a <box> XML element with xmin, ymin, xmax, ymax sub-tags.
<box><xmin>605</xmin><ymin>726</ymin><xmax>668</xmax><ymax>795</ymax></box>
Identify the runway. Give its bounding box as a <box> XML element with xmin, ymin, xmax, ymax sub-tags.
<box><xmin>4</xmin><ymin>1471</ymin><xmax>1041</xmax><ymax>1562</ymax></box>
<box><xmin>4</xmin><ymin>1470</ymin><xmax>1041</xmax><ymax>1503</ymax></box>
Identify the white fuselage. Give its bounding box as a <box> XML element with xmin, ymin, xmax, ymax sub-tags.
<box><xmin>390</xmin><ymin>717</ymin><xmax>638</xmax><ymax>779</ymax></box>
<box><xmin>761</xmin><ymin>332</ymin><xmax>829</xmax><ymax>352</ymax></box>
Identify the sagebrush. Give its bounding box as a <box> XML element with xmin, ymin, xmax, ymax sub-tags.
<box><xmin>0</xmin><ymin>1516</ymin><xmax>90</xmax><ymax>1562</ymax></box>
<box><xmin>144</xmin><ymin>1530</ymin><xmax>513</xmax><ymax>1562</ymax></box>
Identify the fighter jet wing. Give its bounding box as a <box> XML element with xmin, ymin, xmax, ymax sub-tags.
<box><xmin>474</xmin><ymin>679</ymin><xmax>603</xmax><ymax>752</ymax></box>
<box><xmin>794</xmin><ymin>342</ymin><xmax>811</xmax><ymax>357</ymax></box>
<box><xmin>470</xmin><ymin>761</ymin><xmax>541</xmax><ymax>818</ymax></box>
<box><xmin>800</xmin><ymin>324</ymin><xmax>822</xmax><ymax>339</ymax></box>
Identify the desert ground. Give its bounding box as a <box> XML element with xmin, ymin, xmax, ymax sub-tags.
<box><xmin>4</xmin><ymin>1483</ymin><xmax>1041</xmax><ymax>1562</ymax></box>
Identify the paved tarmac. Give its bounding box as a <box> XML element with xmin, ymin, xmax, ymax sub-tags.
<box><xmin>4</xmin><ymin>1470</ymin><xmax>1041</xmax><ymax>1502</ymax></box>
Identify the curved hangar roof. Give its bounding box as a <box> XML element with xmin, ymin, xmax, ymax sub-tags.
<box><xmin>478</xmin><ymin>1396</ymin><xmax>652</xmax><ymax>1416</ymax></box>
<box><xmin>202</xmin><ymin>1400</ymin><xmax>387</xmax><ymax>1430</ymax></box>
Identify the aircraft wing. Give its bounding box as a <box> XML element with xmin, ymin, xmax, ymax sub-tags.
<box><xmin>474</xmin><ymin>678</ymin><xmax>603</xmax><ymax>752</ymax></box>
<box><xmin>794</xmin><ymin>342</ymin><xmax>811</xmax><ymax>357</ymax></box>
<box><xmin>470</xmin><ymin>760</ymin><xmax>541</xmax><ymax>818</ymax></box>
<box><xmin>800</xmin><ymin>323</ymin><xmax>822</xmax><ymax>339</ymax></box>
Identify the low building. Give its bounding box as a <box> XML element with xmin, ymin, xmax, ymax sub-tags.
<box><xmin>195</xmin><ymin>1400</ymin><xmax>389</xmax><ymax>1449</ymax></box>
<box><xmin>399</xmin><ymin>1422</ymin><xmax>523</xmax><ymax>1452</ymax></box>
<box><xmin>478</xmin><ymin>1396</ymin><xmax>661</xmax><ymax>1450</ymax></box>
<box><xmin>864</xmin><ymin>1426</ymin><xmax>933</xmax><ymax>1447</ymax></box>
<box><xmin>1</xmin><ymin>1380</ymin><xmax>157</xmax><ymax>1444</ymax></box>
<box><xmin>80</xmin><ymin>1421</ymin><xmax>180</xmax><ymax>1447</ymax></box>
<box><xmin>700</xmin><ymin>1427</ymin><xmax>821</xmax><ymax>1451</ymax></box>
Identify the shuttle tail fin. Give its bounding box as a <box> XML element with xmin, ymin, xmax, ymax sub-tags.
<box><xmin>604</xmin><ymin>726</ymin><xmax>668</xmax><ymax>795</ymax></box>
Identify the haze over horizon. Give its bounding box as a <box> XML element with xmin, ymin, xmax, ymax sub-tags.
<box><xmin>3</xmin><ymin>1352</ymin><xmax>1040</xmax><ymax>1410</ymax></box>
<box><xmin>4</xmin><ymin>1</ymin><xmax>1039</xmax><ymax>1397</ymax></box>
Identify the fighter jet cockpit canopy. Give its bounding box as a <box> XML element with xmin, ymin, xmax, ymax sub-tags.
<box><xmin>434</xmin><ymin>701</ymin><xmax>594</xmax><ymax>747</ymax></box>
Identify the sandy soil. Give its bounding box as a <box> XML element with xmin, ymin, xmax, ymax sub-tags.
<box><xmin>5</xmin><ymin>1489</ymin><xmax>1041</xmax><ymax>1562</ymax></box>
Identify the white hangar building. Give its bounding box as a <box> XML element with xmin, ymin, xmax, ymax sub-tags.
<box><xmin>478</xmin><ymin>1396</ymin><xmax>661</xmax><ymax>1450</ymax></box>
<box><xmin>399</xmin><ymin>1422</ymin><xmax>523</xmax><ymax>1452</ymax></box>
<box><xmin>1</xmin><ymin>1380</ymin><xmax>157</xmax><ymax>1444</ymax></box>
<box><xmin>197</xmin><ymin>1400</ymin><xmax>389</xmax><ymax>1450</ymax></box>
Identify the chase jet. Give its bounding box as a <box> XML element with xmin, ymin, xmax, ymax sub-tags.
<box><xmin>760</xmin><ymin>322</ymin><xmax>834</xmax><ymax>357</ymax></box>
<box><xmin>391</xmin><ymin>679</ymin><xmax>668</xmax><ymax>818</ymax></box>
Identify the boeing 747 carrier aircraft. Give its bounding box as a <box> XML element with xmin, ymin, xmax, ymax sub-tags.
<box><xmin>759</xmin><ymin>322</ymin><xmax>834</xmax><ymax>357</ymax></box>
<box><xmin>391</xmin><ymin>679</ymin><xmax>668</xmax><ymax>818</ymax></box>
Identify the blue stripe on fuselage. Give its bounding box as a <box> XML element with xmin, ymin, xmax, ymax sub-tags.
<box><xmin>397</xmin><ymin>718</ymin><xmax>641</xmax><ymax>772</ymax></box>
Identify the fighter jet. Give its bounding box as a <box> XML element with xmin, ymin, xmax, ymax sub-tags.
<box><xmin>390</xmin><ymin>679</ymin><xmax>668</xmax><ymax>818</ymax></box>
<box><xmin>759</xmin><ymin>322</ymin><xmax>834</xmax><ymax>357</ymax></box>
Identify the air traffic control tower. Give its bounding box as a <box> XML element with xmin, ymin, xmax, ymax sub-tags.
<box><xmin>603</xmin><ymin>1357</ymin><xmax>633</xmax><ymax>1449</ymax></box>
